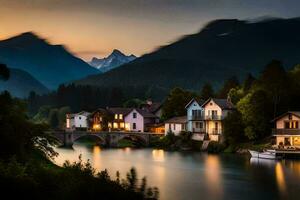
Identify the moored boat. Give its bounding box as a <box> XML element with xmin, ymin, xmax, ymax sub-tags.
<box><xmin>249</xmin><ymin>150</ymin><xmax>281</xmax><ymax>160</ymax></box>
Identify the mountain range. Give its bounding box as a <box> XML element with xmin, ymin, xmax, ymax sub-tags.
<box><xmin>76</xmin><ymin>17</ymin><xmax>300</xmax><ymax>93</ymax></box>
<box><xmin>89</xmin><ymin>49</ymin><xmax>136</xmax><ymax>72</ymax></box>
<box><xmin>0</xmin><ymin>68</ymin><xmax>49</xmax><ymax>98</ymax></box>
<box><xmin>0</xmin><ymin>32</ymin><xmax>99</xmax><ymax>90</ymax></box>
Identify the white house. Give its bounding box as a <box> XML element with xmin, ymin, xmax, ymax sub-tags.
<box><xmin>164</xmin><ymin>116</ymin><xmax>187</xmax><ymax>136</ymax></box>
<box><xmin>202</xmin><ymin>98</ymin><xmax>234</xmax><ymax>142</ymax></box>
<box><xmin>74</xmin><ymin>111</ymin><xmax>91</xmax><ymax>130</ymax></box>
<box><xmin>185</xmin><ymin>98</ymin><xmax>205</xmax><ymax>133</ymax></box>
<box><xmin>124</xmin><ymin>108</ymin><xmax>158</xmax><ymax>132</ymax></box>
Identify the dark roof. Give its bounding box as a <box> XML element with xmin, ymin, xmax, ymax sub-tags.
<box><xmin>185</xmin><ymin>98</ymin><xmax>205</xmax><ymax>108</ymax></box>
<box><xmin>202</xmin><ymin>98</ymin><xmax>234</xmax><ymax>110</ymax></box>
<box><xmin>77</xmin><ymin>111</ymin><xmax>91</xmax><ymax>117</ymax></box>
<box><xmin>165</xmin><ymin>116</ymin><xmax>187</xmax><ymax>124</ymax></box>
<box><xmin>135</xmin><ymin>108</ymin><xmax>157</xmax><ymax>118</ymax></box>
<box><xmin>272</xmin><ymin>111</ymin><xmax>300</xmax><ymax>122</ymax></box>
<box><xmin>107</xmin><ymin>107</ymin><xmax>132</xmax><ymax>115</ymax></box>
<box><xmin>148</xmin><ymin>102</ymin><xmax>162</xmax><ymax>113</ymax></box>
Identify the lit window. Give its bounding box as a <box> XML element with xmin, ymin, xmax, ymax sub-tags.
<box><xmin>120</xmin><ymin>122</ymin><xmax>125</xmax><ymax>128</ymax></box>
<box><xmin>114</xmin><ymin>114</ymin><xmax>118</xmax><ymax>119</ymax></box>
<box><xmin>113</xmin><ymin>123</ymin><xmax>118</xmax><ymax>129</ymax></box>
<box><xmin>108</xmin><ymin>123</ymin><xmax>112</xmax><ymax>128</ymax></box>
<box><xmin>119</xmin><ymin>114</ymin><xmax>123</xmax><ymax>120</ymax></box>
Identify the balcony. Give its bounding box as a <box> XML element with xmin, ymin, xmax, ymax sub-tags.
<box><xmin>192</xmin><ymin>128</ymin><xmax>206</xmax><ymax>133</ymax></box>
<box><xmin>272</xmin><ymin>129</ymin><xmax>300</xmax><ymax>135</ymax></box>
<box><xmin>205</xmin><ymin>115</ymin><xmax>223</xmax><ymax>120</ymax></box>
<box><xmin>191</xmin><ymin>115</ymin><xmax>204</xmax><ymax>120</ymax></box>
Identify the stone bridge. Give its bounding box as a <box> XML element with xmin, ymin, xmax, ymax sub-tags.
<box><xmin>52</xmin><ymin>131</ymin><xmax>163</xmax><ymax>147</ymax></box>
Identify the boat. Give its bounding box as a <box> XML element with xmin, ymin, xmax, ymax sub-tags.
<box><xmin>249</xmin><ymin>150</ymin><xmax>281</xmax><ymax>160</ymax></box>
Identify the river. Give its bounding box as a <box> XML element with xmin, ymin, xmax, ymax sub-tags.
<box><xmin>54</xmin><ymin>143</ymin><xmax>300</xmax><ymax>200</ymax></box>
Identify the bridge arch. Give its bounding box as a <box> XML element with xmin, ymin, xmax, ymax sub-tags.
<box><xmin>73</xmin><ymin>134</ymin><xmax>106</xmax><ymax>146</ymax></box>
<box><xmin>117</xmin><ymin>134</ymin><xmax>148</xmax><ymax>147</ymax></box>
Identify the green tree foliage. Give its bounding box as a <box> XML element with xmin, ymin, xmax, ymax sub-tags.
<box><xmin>123</xmin><ymin>98</ymin><xmax>144</xmax><ymax>108</ymax></box>
<box><xmin>162</xmin><ymin>87</ymin><xmax>197</xmax><ymax>120</ymax></box>
<box><xmin>0</xmin><ymin>63</ymin><xmax>10</xmax><ymax>81</ymax></box>
<box><xmin>217</xmin><ymin>76</ymin><xmax>240</xmax><ymax>98</ymax></box>
<box><xmin>237</xmin><ymin>90</ymin><xmax>272</xmax><ymax>140</ymax></box>
<box><xmin>223</xmin><ymin>111</ymin><xmax>245</xmax><ymax>145</ymax></box>
<box><xmin>57</xmin><ymin>106</ymin><xmax>71</xmax><ymax>128</ymax></box>
<box><xmin>200</xmin><ymin>83</ymin><xmax>214</xmax><ymax>100</ymax></box>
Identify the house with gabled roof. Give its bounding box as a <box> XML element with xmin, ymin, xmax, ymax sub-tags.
<box><xmin>73</xmin><ymin>111</ymin><xmax>91</xmax><ymax>130</ymax></box>
<box><xmin>272</xmin><ymin>111</ymin><xmax>300</xmax><ymax>148</ymax></box>
<box><xmin>124</xmin><ymin>108</ymin><xmax>159</xmax><ymax>132</ymax></box>
<box><xmin>164</xmin><ymin>116</ymin><xmax>187</xmax><ymax>136</ymax></box>
<box><xmin>202</xmin><ymin>98</ymin><xmax>234</xmax><ymax>142</ymax></box>
<box><xmin>185</xmin><ymin>98</ymin><xmax>205</xmax><ymax>134</ymax></box>
<box><xmin>106</xmin><ymin>107</ymin><xmax>132</xmax><ymax>131</ymax></box>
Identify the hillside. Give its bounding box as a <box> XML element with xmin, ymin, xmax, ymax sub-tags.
<box><xmin>0</xmin><ymin>32</ymin><xmax>99</xmax><ymax>89</ymax></box>
<box><xmin>0</xmin><ymin>68</ymin><xmax>49</xmax><ymax>98</ymax></box>
<box><xmin>76</xmin><ymin>17</ymin><xmax>300</xmax><ymax>92</ymax></box>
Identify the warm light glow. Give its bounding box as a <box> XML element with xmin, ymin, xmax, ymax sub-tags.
<box><xmin>125</xmin><ymin>123</ymin><xmax>130</xmax><ymax>131</ymax></box>
<box><xmin>120</xmin><ymin>122</ymin><xmax>125</xmax><ymax>128</ymax></box>
<box><xmin>108</xmin><ymin>123</ymin><xmax>112</xmax><ymax>128</ymax></box>
<box><xmin>114</xmin><ymin>114</ymin><xmax>118</xmax><ymax>119</ymax></box>
<box><xmin>93</xmin><ymin>124</ymin><xmax>101</xmax><ymax>130</ymax></box>
<box><xmin>66</xmin><ymin>118</ymin><xmax>70</xmax><ymax>128</ymax></box>
<box><xmin>92</xmin><ymin>146</ymin><xmax>101</xmax><ymax>170</ymax></box>
<box><xmin>152</xmin><ymin>149</ymin><xmax>165</xmax><ymax>162</ymax></box>
<box><xmin>275</xmin><ymin>162</ymin><xmax>286</xmax><ymax>194</ymax></box>
<box><xmin>113</xmin><ymin>122</ymin><xmax>118</xmax><ymax>129</ymax></box>
<box><xmin>119</xmin><ymin>114</ymin><xmax>123</xmax><ymax>120</ymax></box>
<box><xmin>204</xmin><ymin>155</ymin><xmax>223</xmax><ymax>199</ymax></box>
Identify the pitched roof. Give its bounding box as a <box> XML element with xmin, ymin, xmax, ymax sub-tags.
<box><xmin>135</xmin><ymin>108</ymin><xmax>157</xmax><ymax>118</ymax></box>
<box><xmin>185</xmin><ymin>98</ymin><xmax>205</xmax><ymax>108</ymax></box>
<box><xmin>76</xmin><ymin>111</ymin><xmax>91</xmax><ymax>117</ymax></box>
<box><xmin>165</xmin><ymin>116</ymin><xmax>187</xmax><ymax>124</ymax></box>
<box><xmin>202</xmin><ymin>98</ymin><xmax>234</xmax><ymax>110</ymax></box>
<box><xmin>107</xmin><ymin>107</ymin><xmax>132</xmax><ymax>115</ymax></box>
<box><xmin>272</xmin><ymin>111</ymin><xmax>300</xmax><ymax>122</ymax></box>
<box><xmin>148</xmin><ymin>102</ymin><xmax>162</xmax><ymax>113</ymax></box>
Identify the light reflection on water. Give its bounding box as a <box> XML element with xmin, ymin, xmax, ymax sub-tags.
<box><xmin>54</xmin><ymin>144</ymin><xmax>300</xmax><ymax>200</ymax></box>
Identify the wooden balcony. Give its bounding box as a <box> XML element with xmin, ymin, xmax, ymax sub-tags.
<box><xmin>205</xmin><ymin>115</ymin><xmax>223</xmax><ymax>120</ymax></box>
<box><xmin>272</xmin><ymin>129</ymin><xmax>300</xmax><ymax>135</ymax></box>
<box><xmin>191</xmin><ymin>115</ymin><xmax>204</xmax><ymax>120</ymax></box>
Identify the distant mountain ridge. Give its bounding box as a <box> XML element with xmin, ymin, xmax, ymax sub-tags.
<box><xmin>76</xmin><ymin>17</ymin><xmax>300</xmax><ymax>93</ymax></box>
<box><xmin>89</xmin><ymin>49</ymin><xmax>136</xmax><ymax>72</ymax></box>
<box><xmin>0</xmin><ymin>32</ymin><xmax>99</xmax><ymax>89</ymax></box>
<box><xmin>0</xmin><ymin>68</ymin><xmax>49</xmax><ymax>98</ymax></box>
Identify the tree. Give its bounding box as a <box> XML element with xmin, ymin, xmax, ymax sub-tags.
<box><xmin>258</xmin><ymin>60</ymin><xmax>289</xmax><ymax>117</ymax></box>
<box><xmin>243</xmin><ymin>73</ymin><xmax>256</xmax><ymax>92</ymax></box>
<box><xmin>48</xmin><ymin>109</ymin><xmax>59</xmax><ymax>129</ymax></box>
<box><xmin>223</xmin><ymin>111</ymin><xmax>245</xmax><ymax>145</ymax></box>
<box><xmin>200</xmin><ymin>83</ymin><xmax>214</xmax><ymax>100</ymax></box>
<box><xmin>57</xmin><ymin>106</ymin><xmax>72</xmax><ymax>128</ymax></box>
<box><xmin>161</xmin><ymin>87</ymin><xmax>197</xmax><ymax>120</ymax></box>
<box><xmin>218</xmin><ymin>76</ymin><xmax>240</xmax><ymax>98</ymax></box>
<box><xmin>0</xmin><ymin>63</ymin><xmax>10</xmax><ymax>81</ymax></box>
<box><xmin>237</xmin><ymin>89</ymin><xmax>272</xmax><ymax>140</ymax></box>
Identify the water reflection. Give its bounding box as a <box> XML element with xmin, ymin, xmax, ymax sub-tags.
<box><xmin>204</xmin><ymin>155</ymin><xmax>223</xmax><ymax>200</ymax></box>
<box><xmin>275</xmin><ymin>162</ymin><xmax>286</xmax><ymax>195</ymax></box>
<box><xmin>92</xmin><ymin>145</ymin><xmax>101</xmax><ymax>169</ymax></box>
<box><xmin>152</xmin><ymin>149</ymin><xmax>165</xmax><ymax>162</ymax></box>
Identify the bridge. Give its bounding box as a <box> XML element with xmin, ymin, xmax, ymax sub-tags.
<box><xmin>52</xmin><ymin>131</ymin><xmax>164</xmax><ymax>147</ymax></box>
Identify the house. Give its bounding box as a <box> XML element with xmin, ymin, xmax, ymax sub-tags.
<box><xmin>272</xmin><ymin>111</ymin><xmax>300</xmax><ymax>148</ymax></box>
<box><xmin>74</xmin><ymin>111</ymin><xmax>91</xmax><ymax>130</ymax></box>
<box><xmin>148</xmin><ymin>123</ymin><xmax>165</xmax><ymax>134</ymax></box>
<box><xmin>107</xmin><ymin>107</ymin><xmax>132</xmax><ymax>131</ymax></box>
<box><xmin>89</xmin><ymin>108</ymin><xmax>110</xmax><ymax>131</ymax></box>
<box><xmin>66</xmin><ymin>113</ymin><xmax>75</xmax><ymax>130</ymax></box>
<box><xmin>140</xmin><ymin>99</ymin><xmax>163</xmax><ymax>118</ymax></box>
<box><xmin>124</xmin><ymin>108</ymin><xmax>158</xmax><ymax>132</ymax></box>
<box><xmin>164</xmin><ymin>116</ymin><xmax>187</xmax><ymax>136</ymax></box>
<box><xmin>202</xmin><ymin>98</ymin><xmax>234</xmax><ymax>142</ymax></box>
<box><xmin>185</xmin><ymin>98</ymin><xmax>205</xmax><ymax>134</ymax></box>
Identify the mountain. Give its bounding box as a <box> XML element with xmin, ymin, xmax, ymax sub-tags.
<box><xmin>76</xmin><ymin>17</ymin><xmax>300</xmax><ymax>94</ymax></box>
<box><xmin>89</xmin><ymin>49</ymin><xmax>136</xmax><ymax>72</ymax></box>
<box><xmin>0</xmin><ymin>32</ymin><xmax>99</xmax><ymax>89</ymax></box>
<box><xmin>0</xmin><ymin>68</ymin><xmax>49</xmax><ymax>98</ymax></box>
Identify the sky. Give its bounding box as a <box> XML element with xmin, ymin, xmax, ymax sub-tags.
<box><xmin>0</xmin><ymin>0</ymin><xmax>299</xmax><ymax>61</ymax></box>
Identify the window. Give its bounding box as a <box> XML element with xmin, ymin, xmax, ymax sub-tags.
<box><xmin>182</xmin><ymin>124</ymin><xmax>186</xmax><ymax>130</ymax></box>
<box><xmin>79</xmin><ymin>116</ymin><xmax>81</xmax><ymax>120</ymax></box>
<box><xmin>199</xmin><ymin>122</ymin><xmax>203</xmax><ymax>129</ymax></box>
<box><xmin>173</xmin><ymin>124</ymin><xmax>176</xmax><ymax>130</ymax></box>
<box><xmin>285</xmin><ymin>121</ymin><xmax>299</xmax><ymax>129</ymax></box>
<box><xmin>133</xmin><ymin>123</ymin><xmax>136</xmax><ymax>129</ymax></box>
<box><xmin>133</xmin><ymin>112</ymin><xmax>137</xmax><ymax>118</ymax></box>
<box><xmin>120</xmin><ymin>123</ymin><xmax>125</xmax><ymax>128</ymax></box>
<box><xmin>212</xmin><ymin>110</ymin><xmax>218</xmax><ymax>116</ymax></box>
<box><xmin>215</xmin><ymin>122</ymin><xmax>218</xmax><ymax>130</ymax></box>
<box><xmin>119</xmin><ymin>114</ymin><xmax>123</xmax><ymax>120</ymax></box>
<box><xmin>114</xmin><ymin>114</ymin><xmax>118</xmax><ymax>119</ymax></box>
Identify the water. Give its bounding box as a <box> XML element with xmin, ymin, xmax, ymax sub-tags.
<box><xmin>54</xmin><ymin>143</ymin><xmax>300</xmax><ymax>200</ymax></box>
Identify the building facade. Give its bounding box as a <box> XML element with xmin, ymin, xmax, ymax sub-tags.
<box><xmin>272</xmin><ymin>111</ymin><xmax>300</xmax><ymax>148</ymax></box>
<box><xmin>73</xmin><ymin>111</ymin><xmax>90</xmax><ymax>130</ymax></box>
<box><xmin>164</xmin><ymin>116</ymin><xmax>187</xmax><ymax>136</ymax></box>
